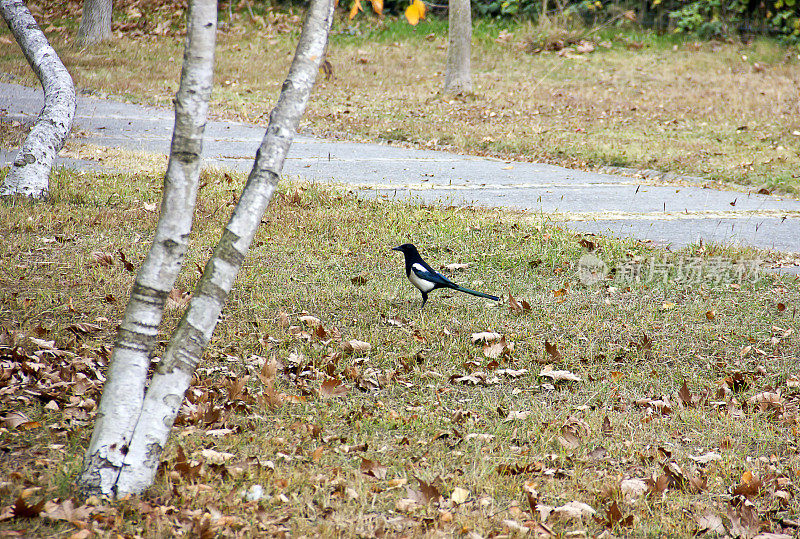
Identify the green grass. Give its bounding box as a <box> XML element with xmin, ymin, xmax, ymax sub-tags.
<box><xmin>1</xmin><ymin>167</ymin><xmax>799</xmax><ymax>536</ymax></box>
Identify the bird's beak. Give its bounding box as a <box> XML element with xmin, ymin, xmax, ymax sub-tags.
<box><xmin>391</xmin><ymin>246</ymin><xmax>401</xmax><ymax>252</ymax></box>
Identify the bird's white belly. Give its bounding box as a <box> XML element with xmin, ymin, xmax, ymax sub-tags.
<box><xmin>409</xmin><ymin>264</ymin><xmax>435</xmax><ymax>292</ymax></box>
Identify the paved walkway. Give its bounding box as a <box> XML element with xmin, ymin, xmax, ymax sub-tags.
<box><xmin>2</xmin><ymin>81</ymin><xmax>799</xmax><ymax>254</ymax></box>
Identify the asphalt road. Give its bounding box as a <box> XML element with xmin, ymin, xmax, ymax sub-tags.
<box><xmin>2</xmin><ymin>81</ymin><xmax>799</xmax><ymax>254</ymax></box>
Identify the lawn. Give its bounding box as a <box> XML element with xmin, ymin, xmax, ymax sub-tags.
<box><xmin>1</xmin><ymin>165</ymin><xmax>799</xmax><ymax>536</ymax></box>
<box><xmin>1</xmin><ymin>1</ymin><xmax>799</xmax><ymax>192</ymax></box>
<box><xmin>2</xmin><ymin>2</ymin><xmax>800</xmax><ymax>536</ymax></box>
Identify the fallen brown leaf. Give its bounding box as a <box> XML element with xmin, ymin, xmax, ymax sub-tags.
<box><xmin>320</xmin><ymin>378</ymin><xmax>348</xmax><ymax>398</ymax></box>
<box><xmin>360</xmin><ymin>457</ymin><xmax>388</xmax><ymax>480</ymax></box>
<box><xmin>544</xmin><ymin>340</ymin><xmax>562</xmax><ymax>362</ymax></box>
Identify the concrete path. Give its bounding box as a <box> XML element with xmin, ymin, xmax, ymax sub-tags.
<box><xmin>2</xmin><ymin>81</ymin><xmax>799</xmax><ymax>254</ymax></box>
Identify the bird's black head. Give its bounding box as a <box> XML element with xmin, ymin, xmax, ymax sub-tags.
<box><xmin>392</xmin><ymin>243</ymin><xmax>418</xmax><ymax>256</ymax></box>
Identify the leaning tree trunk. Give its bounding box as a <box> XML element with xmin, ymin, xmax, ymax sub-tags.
<box><xmin>443</xmin><ymin>0</ymin><xmax>472</xmax><ymax>94</ymax></box>
<box><xmin>0</xmin><ymin>0</ymin><xmax>75</xmax><ymax>199</ymax></box>
<box><xmin>114</xmin><ymin>0</ymin><xmax>334</xmax><ymax>496</ymax></box>
<box><xmin>78</xmin><ymin>0</ymin><xmax>218</xmax><ymax>496</ymax></box>
<box><xmin>76</xmin><ymin>0</ymin><xmax>112</xmax><ymax>47</ymax></box>
<box><xmin>80</xmin><ymin>0</ymin><xmax>335</xmax><ymax>497</ymax></box>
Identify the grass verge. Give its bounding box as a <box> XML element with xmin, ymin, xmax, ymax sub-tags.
<box><xmin>1</xmin><ymin>167</ymin><xmax>799</xmax><ymax>536</ymax></box>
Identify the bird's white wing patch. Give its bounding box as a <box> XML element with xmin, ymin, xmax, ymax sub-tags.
<box><xmin>409</xmin><ymin>263</ymin><xmax>436</xmax><ymax>292</ymax></box>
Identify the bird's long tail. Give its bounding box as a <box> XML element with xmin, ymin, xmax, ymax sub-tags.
<box><xmin>453</xmin><ymin>285</ymin><xmax>500</xmax><ymax>302</ymax></box>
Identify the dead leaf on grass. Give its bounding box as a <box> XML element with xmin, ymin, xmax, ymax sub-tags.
<box><xmin>450</xmin><ymin>371</ymin><xmax>500</xmax><ymax>386</ymax></box>
<box><xmin>601</xmin><ymin>415</ymin><xmax>612</xmax><ymax>436</ymax></box>
<box><xmin>409</xmin><ymin>476</ymin><xmax>441</xmax><ymax>504</ymax></box>
<box><xmin>733</xmin><ymin>470</ymin><xmax>763</xmax><ymax>498</ymax></box>
<box><xmin>620</xmin><ymin>478</ymin><xmax>648</xmax><ymax>502</ymax></box>
<box><xmin>504</xmin><ymin>410</ymin><xmax>532</xmax><ymax>422</ymax></box>
<box><xmin>544</xmin><ymin>340</ymin><xmax>562</xmax><ymax>362</ymax></box>
<box><xmin>350</xmin><ymin>272</ymin><xmax>369</xmax><ymax>285</ymax></box>
<box><xmin>596</xmin><ymin>500</ymin><xmax>633</xmax><ymax>528</ymax></box>
<box><xmin>748</xmin><ymin>391</ymin><xmax>784</xmax><ymax>413</ymax></box>
<box><xmin>496</xmin><ymin>462</ymin><xmax>544</xmax><ymax>476</ymax></box>
<box><xmin>41</xmin><ymin>499</ymin><xmax>94</xmax><ymax>523</ymax></box>
<box><xmin>90</xmin><ymin>251</ymin><xmax>115</xmax><ymax>267</ymax></box>
<box><xmin>2</xmin><ymin>411</ymin><xmax>34</xmax><ymax>429</ymax></box>
<box><xmin>166</xmin><ymin>288</ymin><xmax>192</xmax><ymax>309</ymax></box>
<box><xmin>8</xmin><ymin>496</ymin><xmax>47</xmax><ymax>519</ymax></box>
<box><xmin>277</xmin><ymin>310</ymin><xmax>290</xmax><ymax>328</ymax></box>
<box><xmin>117</xmin><ymin>249</ymin><xmax>135</xmax><ymax>272</ymax></box>
<box><xmin>539</xmin><ymin>365</ymin><xmax>581</xmax><ymax>383</ymax></box>
<box><xmin>587</xmin><ymin>446</ymin><xmax>608</xmax><ymax>461</ymax></box>
<box><xmin>677</xmin><ymin>381</ymin><xmax>693</xmax><ymax>407</ymax></box>
<box><xmin>727</xmin><ymin>496</ymin><xmax>761</xmax><ymax>538</ymax></box>
<box><xmin>450</xmin><ymin>487</ymin><xmax>469</xmax><ymax>504</ymax></box>
<box><xmin>688</xmin><ymin>452</ymin><xmax>722</xmax><ymax>465</ymax></box>
<box><xmin>483</xmin><ymin>335</ymin><xmax>514</xmax><ymax>359</ymax></box>
<box><xmin>558</xmin><ymin>424</ymin><xmax>582</xmax><ymax>450</ymax></box>
<box><xmin>173</xmin><ymin>445</ymin><xmax>202</xmax><ymax>481</ymax></box>
<box><xmin>395</xmin><ymin>498</ymin><xmax>420</xmax><ymax>512</ymax></box>
<box><xmin>66</xmin><ymin>322</ymin><xmax>103</xmax><ymax>335</ymax></box>
<box><xmin>661</xmin><ymin>461</ymin><xmax>706</xmax><ymax>493</ymax></box>
<box><xmin>508</xmin><ymin>292</ymin><xmax>531</xmax><ymax>313</ymax></box>
<box><xmin>299</xmin><ymin>314</ymin><xmax>321</xmax><ymax>327</ymax></box>
<box><xmin>320</xmin><ymin>378</ymin><xmax>348</xmax><ymax>398</ymax></box>
<box><xmin>360</xmin><ymin>457</ymin><xmax>388</xmax><ymax>480</ymax></box>
<box><xmin>695</xmin><ymin>511</ymin><xmax>725</xmax><ymax>535</ymax></box>
<box><xmin>442</xmin><ymin>262</ymin><xmax>470</xmax><ymax>272</ymax></box>
<box><xmin>471</xmin><ymin>331</ymin><xmax>501</xmax><ymax>344</ymax></box>
<box><xmin>549</xmin><ymin>500</ymin><xmax>596</xmax><ymax>523</ymax></box>
<box><xmin>200</xmin><ymin>448</ymin><xmax>234</xmax><ymax>465</ymax></box>
<box><xmin>340</xmin><ymin>339</ymin><xmax>371</xmax><ymax>354</ymax></box>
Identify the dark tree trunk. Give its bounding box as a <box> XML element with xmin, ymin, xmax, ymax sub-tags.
<box><xmin>77</xmin><ymin>0</ymin><xmax>112</xmax><ymax>47</ymax></box>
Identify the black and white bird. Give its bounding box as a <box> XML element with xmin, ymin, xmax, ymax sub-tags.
<box><xmin>392</xmin><ymin>243</ymin><xmax>500</xmax><ymax>308</ymax></box>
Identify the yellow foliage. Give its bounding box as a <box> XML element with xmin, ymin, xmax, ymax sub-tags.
<box><xmin>404</xmin><ymin>0</ymin><xmax>426</xmax><ymax>25</ymax></box>
<box><xmin>349</xmin><ymin>0</ymin><xmax>363</xmax><ymax>20</ymax></box>
<box><xmin>370</xmin><ymin>0</ymin><xmax>384</xmax><ymax>17</ymax></box>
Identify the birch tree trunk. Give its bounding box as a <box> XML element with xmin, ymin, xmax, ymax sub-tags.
<box><xmin>0</xmin><ymin>0</ymin><xmax>75</xmax><ymax>199</ymax></box>
<box><xmin>443</xmin><ymin>0</ymin><xmax>472</xmax><ymax>94</ymax></box>
<box><xmin>79</xmin><ymin>0</ymin><xmax>217</xmax><ymax>496</ymax></box>
<box><xmin>80</xmin><ymin>0</ymin><xmax>334</xmax><ymax>497</ymax></box>
<box><xmin>76</xmin><ymin>0</ymin><xmax>113</xmax><ymax>47</ymax></box>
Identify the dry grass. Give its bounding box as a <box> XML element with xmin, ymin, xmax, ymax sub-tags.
<box><xmin>0</xmin><ymin>119</ymin><xmax>30</xmax><ymax>148</ymax></box>
<box><xmin>2</xmin><ymin>12</ymin><xmax>799</xmax><ymax>192</ymax></box>
<box><xmin>1</xmin><ymin>167</ymin><xmax>799</xmax><ymax>536</ymax></box>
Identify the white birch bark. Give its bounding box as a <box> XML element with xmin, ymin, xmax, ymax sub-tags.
<box><xmin>443</xmin><ymin>0</ymin><xmax>472</xmax><ymax>94</ymax></box>
<box><xmin>78</xmin><ymin>0</ymin><xmax>217</xmax><ymax>496</ymax></box>
<box><xmin>76</xmin><ymin>0</ymin><xmax>113</xmax><ymax>47</ymax></box>
<box><xmin>109</xmin><ymin>0</ymin><xmax>333</xmax><ymax>496</ymax></box>
<box><xmin>0</xmin><ymin>0</ymin><xmax>75</xmax><ymax>199</ymax></box>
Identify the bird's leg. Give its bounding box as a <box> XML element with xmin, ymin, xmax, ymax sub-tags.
<box><xmin>421</xmin><ymin>292</ymin><xmax>428</xmax><ymax>309</ymax></box>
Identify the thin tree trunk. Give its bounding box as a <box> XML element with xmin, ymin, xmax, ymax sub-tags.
<box><xmin>443</xmin><ymin>0</ymin><xmax>472</xmax><ymax>94</ymax></box>
<box><xmin>79</xmin><ymin>0</ymin><xmax>217</xmax><ymax>496</ymax></box>
<box><xmin>80</xmin><ymin>0</ymin><xmax>335</xmax><ymax>496</ymax></box>
<box><xmin>114</xmin><ymin>0</ymin><xmax>334</xmax><ymax>495</ymax></box>
<box><xmin>77</xmin><ymin>0</ymin><xmax>112</xmax><ymax>47</ymax></box>
<box><xmin>0</xmin><ymin>0</ymin><xmax>75</xmax><ymax>199</ymax></box>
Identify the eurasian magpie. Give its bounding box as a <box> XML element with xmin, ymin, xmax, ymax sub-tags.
<box><xmin>392</xmin><ymin>243</ymin><xmax>500</xmax><ymax>308</ymax></box>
